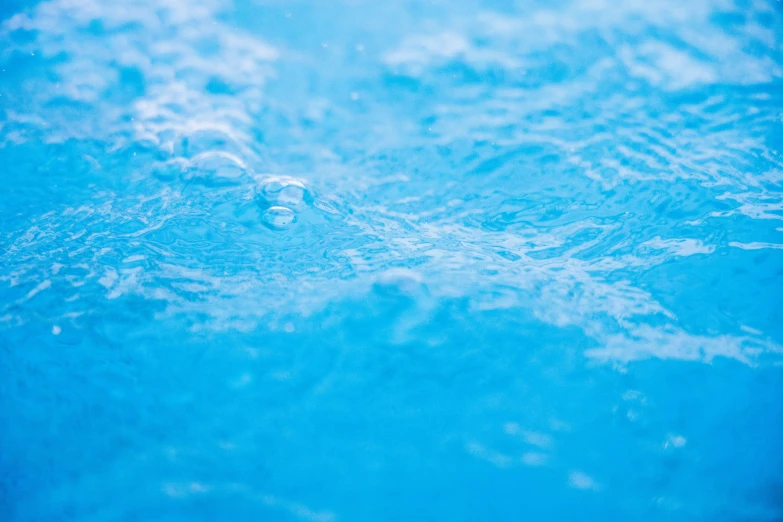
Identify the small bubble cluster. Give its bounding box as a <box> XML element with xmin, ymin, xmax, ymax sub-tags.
<box><xmin>253</xmin><ymin>176</ymin><xmax>314</xmax><ymax>230</ymax></box>
<box><xmin>254</xmin><ymin>176</ymin><xmax>313</xmax><ymax>210</ymax></box>
<box><xmin>156</xmin><ymin>137</ymin><xmax>314</xmax><ymax>230</ymax></box>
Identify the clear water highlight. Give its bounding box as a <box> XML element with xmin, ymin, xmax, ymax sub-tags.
<box><xmin>1</xmin><ymin>0</ymin><xmax>783</xmax><ymax>520</ymax></box>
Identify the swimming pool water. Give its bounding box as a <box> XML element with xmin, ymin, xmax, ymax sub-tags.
<box><xmin>1</xmin><ymin>0</ymin><xmax>783</xmax><ymax>520</ymax></box>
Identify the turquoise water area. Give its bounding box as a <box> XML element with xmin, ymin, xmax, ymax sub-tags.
<box><xmin>1</xmin><ymin>0</ymin><xmax>783</xmax><ymax>520</ymax></box>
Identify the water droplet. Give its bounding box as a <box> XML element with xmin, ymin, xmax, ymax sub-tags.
<box><xmin>255</xmin><ymin>176</ymin><xmax>313</xmax><ymax>210</ymax></box>
<box><xmin>261</xmin><ymin>206</ymin><xmax>296</xmax><ymax>230</ymax></box>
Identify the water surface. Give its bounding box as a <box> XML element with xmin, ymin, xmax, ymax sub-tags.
<box><xmin>1</xmin><ymin>0</ymin><xmax>783</xmax><ymax>520</ymax></box>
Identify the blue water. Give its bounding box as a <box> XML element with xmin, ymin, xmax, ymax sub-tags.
<box><xmin>1</xmin><ymin>0</ymin><xmax>783</xmax><ymax>520</ymax></box>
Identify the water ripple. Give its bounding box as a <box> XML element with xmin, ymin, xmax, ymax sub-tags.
<box><xmin>2</xmin><ymin>0</ymin><xmax>783</xmax><ymax>520</ymax></box>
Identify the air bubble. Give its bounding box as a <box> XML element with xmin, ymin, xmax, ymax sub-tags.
<box><xmin>261</xmin><ymin>206</ymin><xmax>296</xmax><ymax>230</ymax></box>
<box><xmin>255</xmin><ymin>176</ymin><xmax>313</xmax><ymax>210</ymax></box>
<box><xmin>184</xmin><ymin>151</ymin><xmax>248</xmax><ymax>186</ymax></box>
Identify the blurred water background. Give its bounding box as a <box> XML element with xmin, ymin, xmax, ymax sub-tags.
<box><xmin>1</xmin><ymin>0</ymin><xmax>783</xmax><ymax>520</ymax></box>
